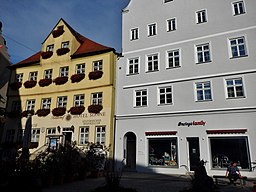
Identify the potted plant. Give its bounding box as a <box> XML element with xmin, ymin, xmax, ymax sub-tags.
<box><xmin>88</xmin><ymin>105</ymin><xmax>103</xmax><ymax>114</ymax></box>
<box><xmin>54</xmin><ymin>76</ymin><xmax>68</xmax><ymax>85</ymax></box>
<box><xmin>56</xmin><ymin>48</ymin><xmax>70</xmax><ymax>56</ymax></box>
<box><xmin>52</xmin><ymin>107</ymin><xmax>66</xmax><ymax>116</ymax></box>
<box><xmin>88</xmin><ymin>71</ymin><xmax>103</xmax><ymax>80</ymax></box>
<box><xmin>38</xmin><ymin>78</ymin><xmax>52</xmax><ymax>87</ymax></box>
<box><xmin>21</xmin><ymin>110</ymin><xmax>35</xmax><ymax>118</ymax></box>
<box><xmin>68</xmin><ymin>106</ymin><xmax>85</xmax><ymax>115</ymax></box>
<box><xmin>10</xmin><ymin>82</ymin><xmax>22</xmax><ymax>90</ymax></box>
<box><xmin>70</xmin><ymin>73</ymin><xmax>85</xmax><ymax>83</ymax></box>
<box><xmin>36</xmin><ymin>108</ymin><xmax>50</xmax><ymax>117</ymax></box>
<box><xmin>52</xmin><ymin>26</ymin><xmax>64</xmax><ymax>38</ymax></box>
<box><xmin>41</xmin><ymin>51</ymin><xmax>53</xmax><ymax>59</ymax></box>
<box><xmin>23</xmin><ymin>80</ymin><xmax>37</xmax><ymax>88</ymax></box>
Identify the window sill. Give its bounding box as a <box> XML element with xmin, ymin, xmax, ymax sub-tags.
<box><xmin>196</xmin><ymin>99</ymin><xmax>213</xmax><ymax>102</ymax></box>
<box><xmin>226</xmin><ymin>96</ymin><xmax>246</xmax><ymax>100</ymax></box>
<box><xmin>230</xmin><ymin>55</ymin><xmax>248</xmax><ymax>59</ymax></box>
<box><xmin>146</xmin><ymin>70</ymin><xmax>159</xmax><ymax>73</ymax></box>
<box><xmin>126</xmin><ymin>73</ymin><xmax>139</xmax><ymax>76</ymax></box>
<box><xmin>196</xmin><ymin>60</ymin><xmax>212</xmax><ymax>64</ymax></box>
<box><xmin>158</xmin><ymin>103</ymin><xmax>173</xmax><ymax>106</ymax></box>
<box><xmin>166</xmin><ymin>66</ymin><xmax>181</xmax><ymax>70</ymax></box>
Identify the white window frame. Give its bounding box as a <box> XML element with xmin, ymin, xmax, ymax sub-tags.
<box><xmin>41</xmin><ymin>98</ymin><xmax>51</xmax><ymax>109</ymax></box>
<box><xmin>148</xmin><ymin>23</ymin><xmax>157</xmax><ymax>37</ymax></box>
<box><xmin>146</xmin><ymin>53</ymin><xmax>159</xmax><ymax>72</ymax></box>
<box><xmin>158</xmin><ymin>86</ymin><xmax>173</xmax><ymax>105</ymax></box>
<box><xmin>232</xmin><ymin>1</ymin><xmax>246</xmax><ymax>15</ymax></box>
<box><xmin>61</xmin><ymin>41</ymin><xmax>69</xmax><ymax>48</ymax></box>
<box><xmin>46</xmin><ymin>44</ymin><xmax>54</xmax><ymax>52</ymax></box>
<box><xmin>130</xmin><ymin>28</ymin><xmax>139</xmax><ymax>40</ymax></box>
<box><xmin>95</xmin><ymin>126</ymin><xmax>105</xmax><ymax>144</ymax></box>
<box><xmin>166</xmin><ymin>49</ymin><xmax>180</xmax><ymax>68</ymax></box>
<box><xmin>229</xmin><ymin>36</ymin><xmax>247</xmax><ymax>58</ymax></box>
<box><xmin>46</xmin><ymin>127</ymin><xmax>56</xmax><ymax>144</ymax></box>
<box><xmin>76</xmin><ymin>63</ymin><xmax>85</xmax><ymax>74</ymax></box>
<box><xmin>195</xmin><ymin>81</ymin><xmax>212</xmax><ymax>102</ymax></box>
<box><xmin>196</xmin><ymin>9</ymin><xmax>207</xmax><ymax>24</ymax></box>
<box><xmin>225</xmin><ymin>77</ymin><xmax>245</xmax><ymax>99</ymax></box>
<box><xmin>91</xmin><ymin>92</ymin><xmax>103</xmax><ymax>105</ymax></box>
<box><xmin>74</xmin><ymin>94</ymin><xmax>84</xmax><ymax>107</ymax></box>
<box><xmin>79</xmin><ymin>127</ymin><xmax>89</xmax><ymax>145</ymax></box>
<box><xmin>167</xmin><ymin>18</ymin><xmax>176</xmax><ymax>32</ymax></box>
<box><xmin>16</xmin><ymin>73</ymin><xmax>23</xmax><ymax>82</ymax></box>
<box><xmin>57</xmin><ymin>96</ymin><xmax>67</xmax><ymax>108</ymax></box>
<box><xmin>44</xmin><ymin>69</ymin><xmax>52</xmax><ymax>79</ymax></box>
<box><xmin>26</xmin><ymin>99</ymin><xmax>35</xmax><ymax>111</ymax></box>
<box><xmin>60</xmin><ymin>66</ymin><xmax>69</xmax><ymax>77</ymax></box>
<box><xmin>195</xmin><ymin>43</ymin><xmax>211</xmax><ymax>63</ymax></box>
<box><xmin>31</xmin><ymin>129</ymin><xmax>40</xmax><ymax>142</ymax></box>
<box><xmin>93</xmin><ymin>60</ymin><xmax>103</xmax><ymax>71</ymax></box>
<box><xmin>29</xmin><ymin>71</ymin><xmax>38</xmax><ymax>81</ymax></box>
<box><xmin>128</xmin><ymin>57</ymin><xmax>139</xmax><ymax>75</ymax></box>
<box><xmin>134</xmin><ymin>89</ymin><xmax>148</xmax><ymax>107</ymax></box>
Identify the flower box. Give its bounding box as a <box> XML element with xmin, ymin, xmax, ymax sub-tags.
<box><xmin>52</xmin><ymin>26</ymin><xmax>64</xmax><ymax>38</ymax></box>
<box><xmin>68</xmin><ymin>106</ymin><xmax>85</xmax><ymax>115</ymax></box>
<box><xmin>10</xmin><ymin>82</ymin><xmax>22</xmax><ymax>90</ymax></box>
<box><xmin>39</xmin><ymin>78</ymin><xmax>52</xmax><ymax>87</ymax></box>
<box><xmin>52</xmin><ymin>107</ymin><xmax>66</xmax><ymax>116</ymax></box>
<box><xmin>53</xmin><ymin>76</ymin><xmax>68</xmax><ymax>85</ymax></box>
<box><xmin>56</xmin><ymin>48</ymin><xmax>70</xmax><ymax>56</ymax></box>
<box><xmin>88</xmin><ymin>105</ymin><xmax>103</xmax><ymax>114</ymax></box>
<box><xmin>70</xmin><ymin>73</ymin><xmax>85</xmax><ymax>83</ymax></box>
<box><xmin>24</xmin><ymin>80</ymin><xmax>37</xmax><ymax>88</ymax></box>
<box><xmin>21</xmin><ymin>110</ymin><xmax>35</xmax><ymax>118</ymax></box>
<box><xmin>36</xmin><ymin>109</ymin><xmax>50</xmax><ymax>117</ymax></box>
<box><xmin>41</xmin><ymin>51</ymin><xmax>53</xmax><ymax>59</ymax></box>
<box><xmin>7</xmin><ymin>111</ymin><xmax>21</xmax><ymax>118</ymax></box>
<box><xmin>88</xmin><ymin>71</ymin><xmax>103</xmax><ymax>80</ymax></box>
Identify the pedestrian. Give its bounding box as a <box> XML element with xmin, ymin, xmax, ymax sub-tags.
<box><xmin>225</xmin><ymin>161</ymin><xmax>241</xmax><ymax>184</ymax></box>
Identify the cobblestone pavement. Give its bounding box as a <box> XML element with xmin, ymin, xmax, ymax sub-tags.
<box><xmin>42</xmin><ymin>172</ymin><xmax>255</xmax><ymax>192</ymax></box>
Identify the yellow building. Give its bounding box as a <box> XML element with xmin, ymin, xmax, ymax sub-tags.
<box><xmin>2</xmin><ymin>18</ymin><xmax>117</xmax><ymax>159</ymax></box>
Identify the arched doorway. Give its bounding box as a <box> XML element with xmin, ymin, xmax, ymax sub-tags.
<box><xmin>124</xmin><ymin>132</ymin><xmax>136</xmax><ymax>171</ymax></box>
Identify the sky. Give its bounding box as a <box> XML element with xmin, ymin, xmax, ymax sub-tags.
<box><xmin>0</xmin><ymin>0</ymin><xmax>130</xmax><ymax>64</ymax></box>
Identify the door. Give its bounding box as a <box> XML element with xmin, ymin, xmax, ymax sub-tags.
<box><xmin>124</xmin><ymin>132</ymin><xmax>136</xmax><ymax>170</ymax></box>
<box><xmin>63</xmin><ymin>132</ymin><xmax>72</xmax><ymax>146</ymax></box>
<box><xmin>187</xmin><ymin>137</ymin><xmax>200</xmax><ymax>171</ymax></box>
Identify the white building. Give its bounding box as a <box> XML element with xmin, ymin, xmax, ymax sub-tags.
<box><xmin>115</xmin><ymin>0</ymin><xmax>256</xmax><ymax>178</ymax></box>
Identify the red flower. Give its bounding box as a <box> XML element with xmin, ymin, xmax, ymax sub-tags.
<box><xmin>68</xmin><ymin>106</ymin><xmax>85</xmax><ymax>115</ymax></box>
<box><xmin>39</xmin><ymin>78</ymin><xmax>52</xmax><ymax>87</ymax></box>
<box><xmin>24</xmin><ymin>80</ymin><xmax>37</xmax><ymax>88</ymax></box>
<box><xmin>36</xmin><ymin>109</ymin><xmax>50</xmax><ymax>117</ymax></box>
<box><xmin>10</xmin><ymin>82</ymin><xmax>22</xmax><ymax>90</ymax></box>
<box><xmin>88</xmin><ymin>105</ymin><xmax>103</xmax><ymax>113</ymax></box>
<box><xmin>88</xmin><ymin>71</ymin><xmax>103</xmax><ymax>80</ymax></box>
<box><xmin>56</xmin><ymin>48</ymin><xmax>70</xmax><ymax>56</ymax></box>
<box><xmin>21</xmin><ymin>110</ymin><xmax>35</xmax><ymax>118</ymax></box>
<box><xmin>70</xmin><ymin>73</ymin><xmax>85</xmax><ymax>83</ymax></box>
<box><xmin>54</xmin><ymin>76</ymin><xmax>68</xmax><ymax>85</ymax></box>
<box><xmin>52</xmin><ymin>26</ymin><xmax>64</xmax><ymax>38</ymax></box>
<box><xmin>52</xmin><ymin>107</ymin><xmax>66</xmax><ymax>116</ymax></box>
<box><xmin>41</xmin><ymin>51</ymin><xmax>53</xmax><ymax>59</ymax></box>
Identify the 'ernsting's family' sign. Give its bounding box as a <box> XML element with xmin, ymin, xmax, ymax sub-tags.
<box><xmin>178</xmin><ymin>120</ymin><xmax>206</xmax><ymax>127</ymax></box>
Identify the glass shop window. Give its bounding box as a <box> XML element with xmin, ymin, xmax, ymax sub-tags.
<box><xmin>210</xmin><ymin>137</ymin><xmax>250</xmax><ymax>170</ymax></box>
<box><xmin>148</xmin><ymin>138</ymin><xmax>178</xmax><ymax>167</ymax></box>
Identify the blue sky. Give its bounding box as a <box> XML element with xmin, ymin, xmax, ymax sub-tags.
<box><xmin>0</xmin><ymin>0</ymin><xmax>130</xmax><ymax>64</ymax></box>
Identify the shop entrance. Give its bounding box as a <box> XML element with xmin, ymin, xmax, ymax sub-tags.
<box><xmin>187</xmin><ymin>137</ymin><xmax>200</xmax><ymax>171</ymax></box>
<box><xmin>63</xmin><ymin>131</ymin><xmax>72</xmax><ymax>146</ymax></box>
<box><xmin>124</xmin><ymin>132</ymin><xmax>136</xmax><ymax>171</ymax></box>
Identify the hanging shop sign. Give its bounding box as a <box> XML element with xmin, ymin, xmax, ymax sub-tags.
<box><xmin>178</xmin><ymin>120</ymin><xmax>206</xmax><ymax>127</ymax></box>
